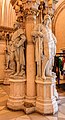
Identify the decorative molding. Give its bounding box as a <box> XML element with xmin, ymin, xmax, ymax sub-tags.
<box><xmin>0</xmin><ymin>26</ymin><xmax>14</xmax><ymax>33</ymax></box>
<box><xmin>0</xmin><ymin>26</ymin><xmax>14</xmax><ymax>41</ymax></box>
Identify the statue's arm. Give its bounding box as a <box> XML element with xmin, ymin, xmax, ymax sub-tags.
<box><xmin>52</xmin><ymin>33</ymin><xmax>57</xmax><ymax>43</ymax></box>
<box><xmin>44</xmin><ymin>38</ymin><xmax>49</xmax><ymax>59</ymax></box>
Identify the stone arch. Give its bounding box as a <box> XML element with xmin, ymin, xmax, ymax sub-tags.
<box><xmin>52</xmin><ymin>0</ymin><xmax>65</xmax><ymax>52</ymax></box>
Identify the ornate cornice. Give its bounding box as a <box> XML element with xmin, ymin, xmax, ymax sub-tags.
<box><xmin>10</xmin><ymin>0</ymin><xmax>40</xmax><ymax>22</ymax></box>
<box><xmin>0</xmin><ymin>26</ymin><xmax>14</xmax><ymax>40</ymax></box>
<box><xmin>0</xmin><ymin>26</ymin><xmax>14</xmax><ymax>33</ymax></box>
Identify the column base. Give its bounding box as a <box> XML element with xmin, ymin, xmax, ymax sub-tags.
<box><xmin>23</xmin><ymin>102</ymin><xmax>35</xmax><ymax>114</ymax></box>
<box><xmin>7</xmin><ymin>97</ymin><xmax>24</xmax><ymax>110</ymax></box>
<box><xmin>25</xmin><ymin>96</ymin><xmax>36</xmax><ymax>106</ymax></box>
<box><xmin>7</xmin><ymin>78</ymin><xmax>26</xmax><ymax>110</ymax></box>
<box><xmin>23</xmin><ymin>96</ymin><xmax>36</xmax><ymax>114</ymax></box>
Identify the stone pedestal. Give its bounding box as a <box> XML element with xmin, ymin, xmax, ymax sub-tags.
<box><xmin>3</xmin><ymin>69</ymin><xmax>13</xmax><ymax>85</ymax></box>
<box><xmin>52</xmin><ymin>73</ymin><xmax>58</xmax><ymax>99</ymax></box>
<box><xmin>7</xmin><ymin>78</ymin><xmax>26</xmax><ymax>110</ymax></box>
<box><xmin>36</xmin><ymin>77</ymin><xmax>58</xmax><ymax>114</ymax></box>
<box><xmin>0</xmin><ymin>40</ymin><xmax>6</xmax><ymax>83</ymax></box>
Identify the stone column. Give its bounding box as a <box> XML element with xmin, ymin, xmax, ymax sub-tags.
<box><xmin>0</xmin><ymin>39</ymin><xmax>6</xmax><ymax>83</ymax></box>
<box><xmin>0</xmin><ymin>4</ymin><xmax>2</xmax><ymax>25</ymax></box>
<box><xmin>23</xmin><ymin>0</ymin><xmax>40</xmax><ymax>107</ymax></box>
<box><xmin>25</xmin><ymin>15</ymin><xmax>36</xmax><ymax>105</ymax></box>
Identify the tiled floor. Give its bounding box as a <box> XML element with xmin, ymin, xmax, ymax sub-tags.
<box><xmin>0</xmin><ymin>83</ymin><xmax>65</xmax><ymax>120</ymax></box>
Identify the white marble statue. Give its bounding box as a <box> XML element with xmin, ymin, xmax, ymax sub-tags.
<box><xmin>32</xmin><ymin>14</ymin><xmax>57</xmax><ymax>79</ymax></box>
<box><xmin>44</xmin><ymin>14</ymin><xmax>57</xmax><ymax>77</ymax></box>
<box><xmin>11</xmin><ymin>21</ymin><xmax>26</xmax><ymax>77</ymax></box>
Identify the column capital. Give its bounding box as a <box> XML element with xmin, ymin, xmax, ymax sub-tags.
<box><xmin>11</xmin><ymin>0</ymin><xmax>40</xmax><ymax>22</ymax></box>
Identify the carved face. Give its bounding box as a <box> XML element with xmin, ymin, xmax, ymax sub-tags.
<box><xmin>44</xmin><ymin>18</ymin><xmax>51</xmax><ymax>26</ymax></box>
<box><xmin>44</xmin><ymin>15</ymin><xmax>51</xmax><ymax>27</ymax></box>
<box><xmin>13</xmin><ymin>22</ymin><xmax>20</xmax><ymax>30</ymax></box>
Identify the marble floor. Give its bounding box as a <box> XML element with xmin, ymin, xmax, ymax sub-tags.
<box><xmin>0</xmin><ymin>83</ymin><xmax>65</xmax><ymax>120</ymax></box>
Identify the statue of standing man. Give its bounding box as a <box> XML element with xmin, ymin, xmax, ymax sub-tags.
<box><xmin>11</xmin><ymin>21</ymin><xmax>26</xmax><ymax>77</ymax></box>
<box><xmin>43</xmin><ymin>14</ymin><xmax>57</xmax><ymax>77</ymax></box>
<box><xmin>32</xmin><ymin>14</ymin><xmax>57</xmax><ymax>79</ymax></box>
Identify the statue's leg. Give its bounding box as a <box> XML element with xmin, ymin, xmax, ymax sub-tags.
<box><xmin>19</xmin><ymin>65</ymin><xmax>25</xmax><ymax>76</ymax></box>
<box><xmin>37</xmin><ymin>62</ymin><xmax>39</xmax><ymax>77</ymax></box>
<box><xmin>42</xmin><ymin>56</ymin><xmax>48</xmax><ymax>79</ymax></box>
<box><xmin>14</xmin><ymin>50</ymin><xmax>20</xmax><ymax>76</ymax></box>
<box><xmin>17</xmin><ymin>61</ymin><xmax>20</xmax><ymax>74</ymax></box>
<box><xmin>13</xmin><ymin>61</ymin><xmax>20</xmax><ymax>76</ymax></box>
<box><xmin>6</xmin><ymin>55</ymin><xmax>9</xmax><ymax>69</ymax></box>
<box><xmin>45</xmin><ymin>59</ymin><xmax>52</xmax><ymax>77</ymax></box>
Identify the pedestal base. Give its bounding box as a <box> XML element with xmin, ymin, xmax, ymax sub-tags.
<box><xmin>35</xmin><ymin>77</ymin><xmax>58</xmax><ymax>114</ymax></box>
<box><xmin>7</xmin><ymin>97</ymin><xmax>24</xmax><ymax>110</ymax></box>
<box><xmin>4</xmin><ymin>69</ymin><xmax>13</xmax><ymax>85</ymax></box>
<box><xmin>52</xmin><ymin>74</ymin><xmax>58</xmax><ymax>99</ymax></box>
<box><xmin>24</xmin><ymin>96</ymin><xmax>36</xmax><ymax>114</ymax></box>
<box><xmin>23</xmin><ymin>102</ymin><xmax>35</xmax><ymax>114</ymax></box>
<box><xmin>7</xmin><ymin>78</ymin><xmax>26</xmax><ymax>110</ymax></box>
<box><xmin>36</xmin><ymin>97</ymin><xmax>58</xmax><ymax>114</ymax></box>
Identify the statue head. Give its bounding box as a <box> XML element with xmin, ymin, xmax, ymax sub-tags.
<box><xmin>13</xmin><ymin>21</ymin><xmax>21</xmax><ymax>30</ymax></box>
<box><xmin>44</xmin><ymin>14</ymin><xmax>51</xmax><ymax>27</ymax></box>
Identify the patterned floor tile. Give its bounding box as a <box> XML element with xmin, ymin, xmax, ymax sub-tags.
<box><xmin>0</xmin><ymin>110</ymin><xmax>25</xmax><ymax>120</ymax></box>
<box><xmin>0</xmin><ymin>106</ymin><xmax>5</xmax><ymax>111</ymax></box>
<box><xmin>11</xmin><ymin>115</ymin><xmax>30</xmax><ymax>120</ymax></box>
<box><xmin>46</xmin><ymin>116</ymin><xmax>58</xmax><ymax>120</ymax></box>
<box><xmin>58</xmin><ymin>118</ymin><xmax>65</xmax><ymax>120</ymax></box>
<box><xmin>62</xmin><ymin>103</ymin><xmax>65</xmax><ymax>106</ymax></box>
<box><xmin>58</xmin><ymin>112</ymin><xmax>65</xmax><ymax>118</ymax></box>
<box><xmin>29</xmin><ymin>113</ymin><xmax>48</xmax><ymax>120</ymax></box>
<box><xmin>59</xmin><ymin>104</ymin><xmax>65</xmax><ymax>114</ymax></box>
